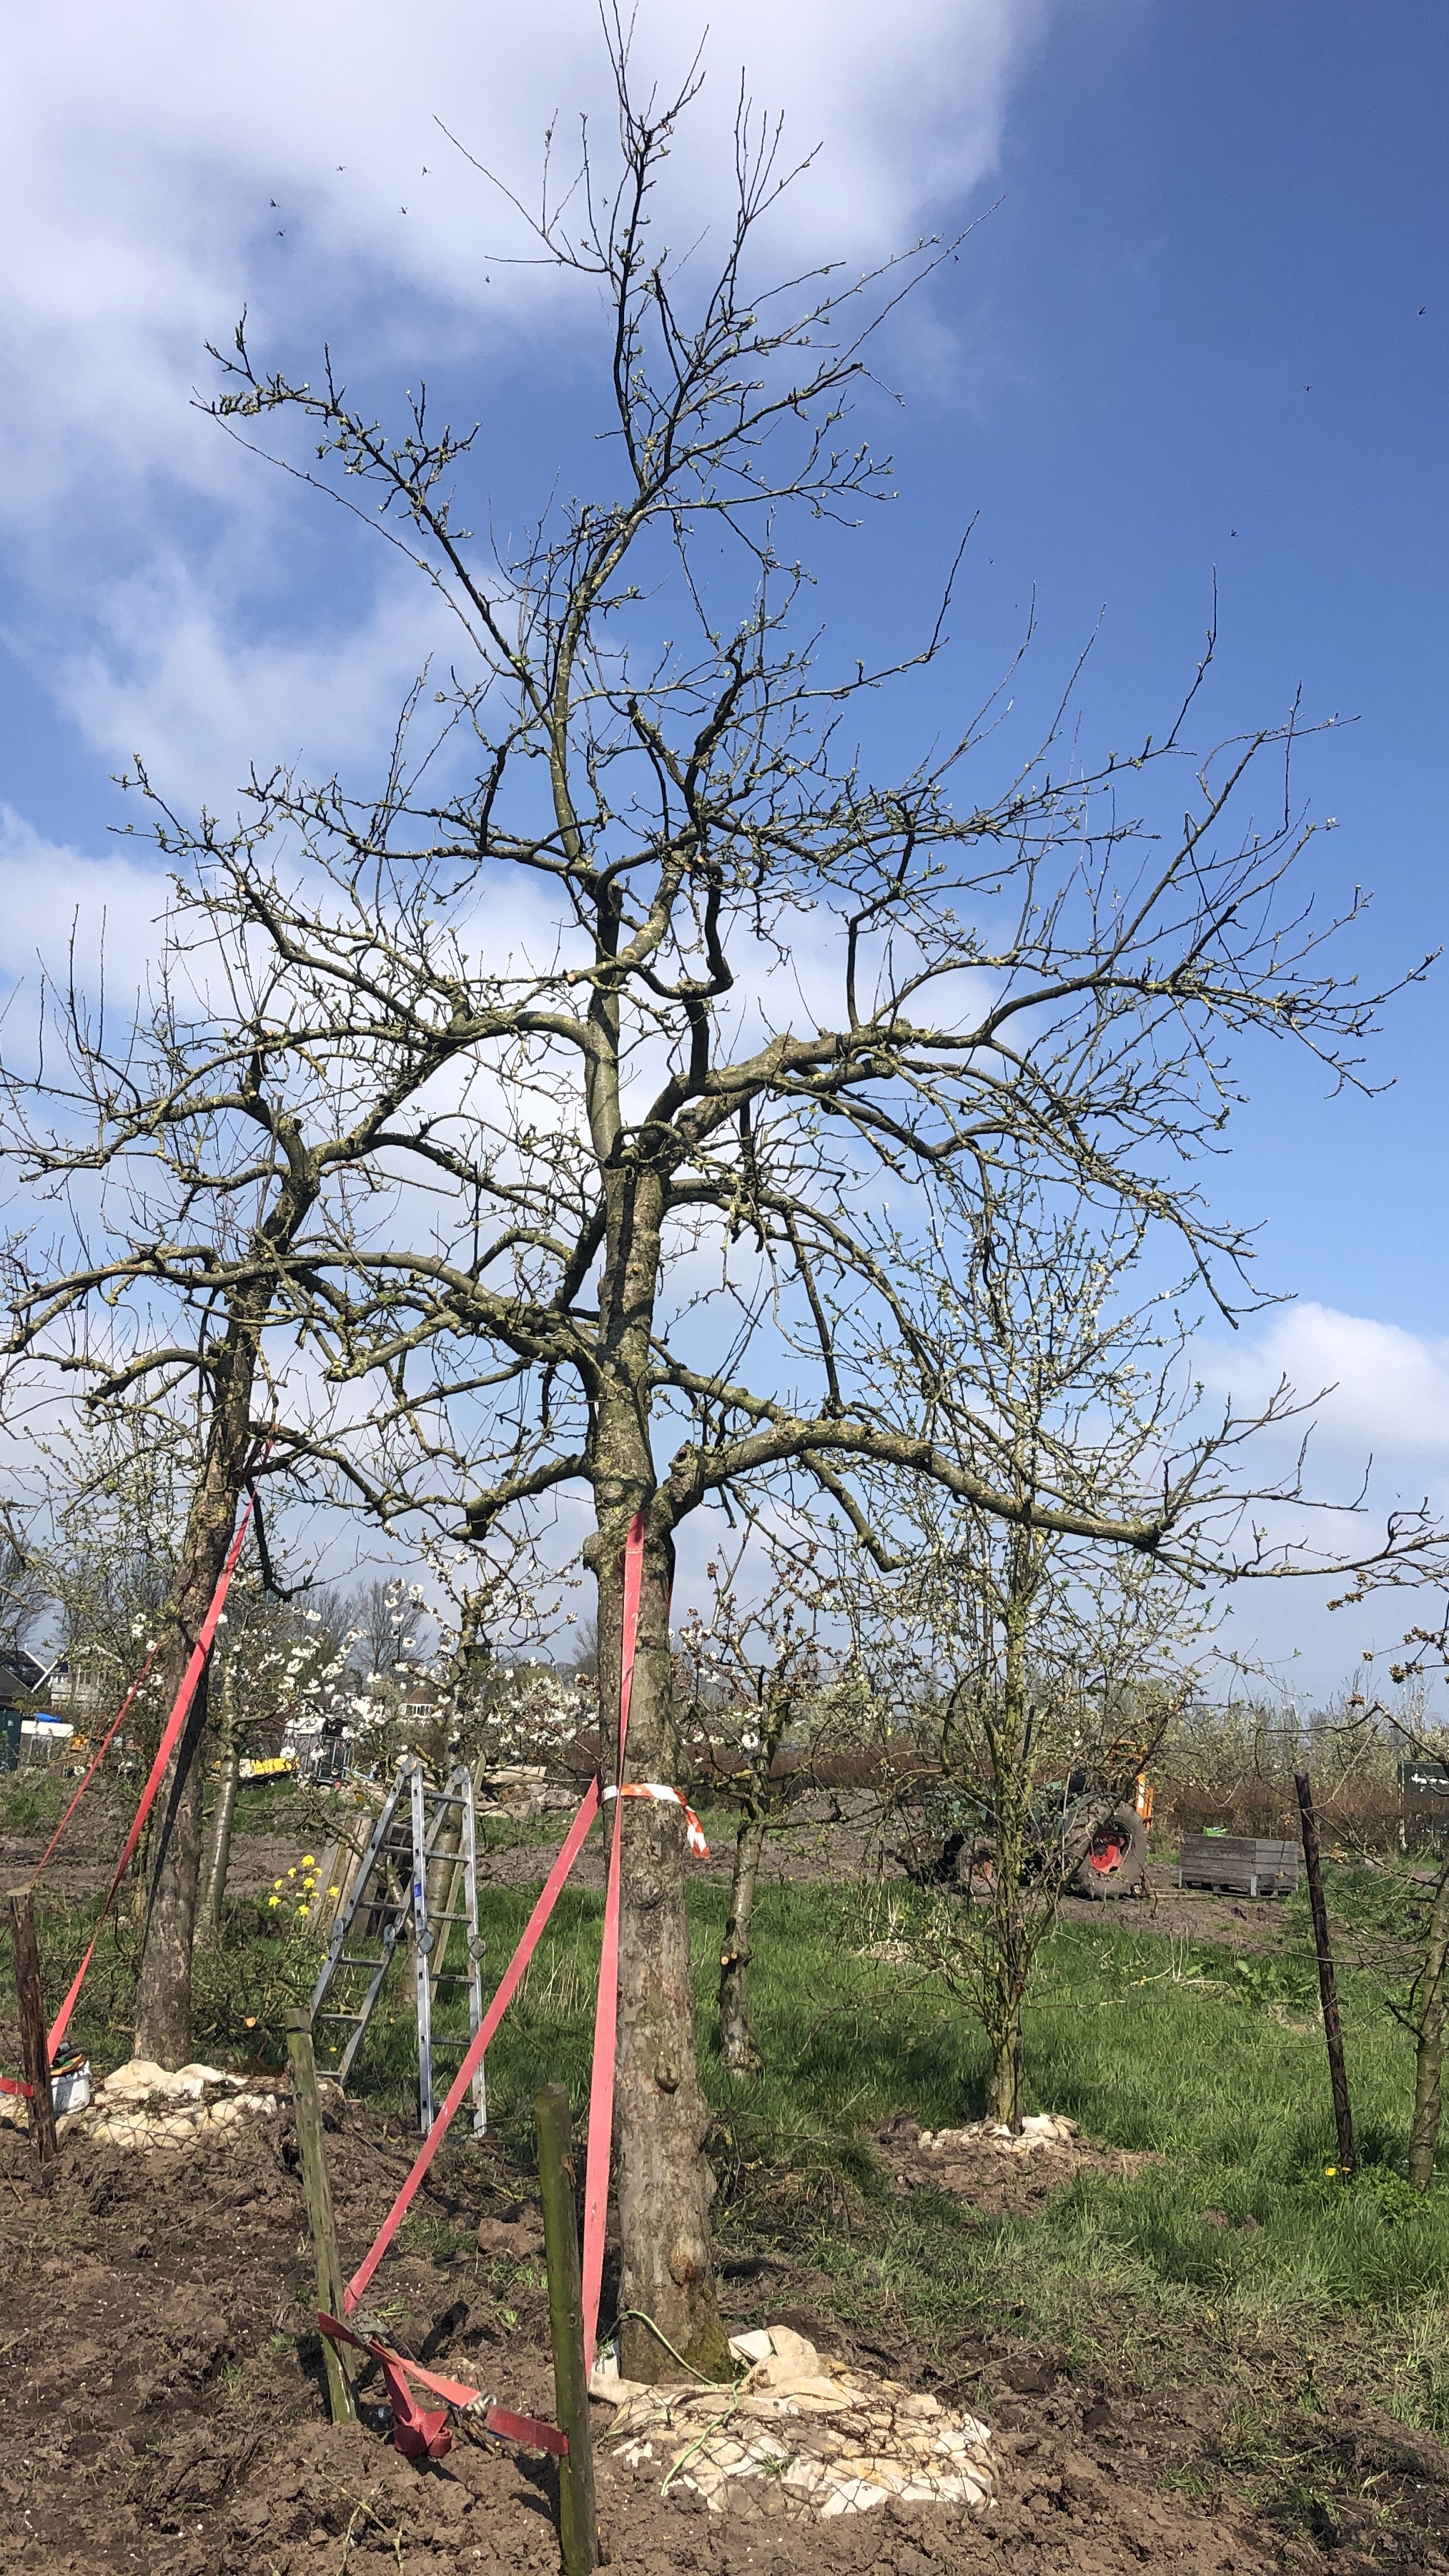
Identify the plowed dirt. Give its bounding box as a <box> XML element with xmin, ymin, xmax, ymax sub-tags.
<box><xmin>4</xmin><ymin>2097</ymin><xmax>1446</xmax><ymax>2576</ymax></box>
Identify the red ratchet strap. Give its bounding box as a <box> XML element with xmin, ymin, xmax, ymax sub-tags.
<box><xmin>29</xmin><ymin>1644</ymin><xmax>162</xmax><ymax>1889</ymax></box>
<box><xmin>318</xmin><ymin>2312</ymin><xmax>566</xmax><ymax>2463</ymax></box>
<box><xmin>342</xmin><ymin>1775</ymin><xmax>603</xmax><ymax>2314</ymax></box>
<box><xmin>603</xmin><ymin>1781</ymin><xmax>710</xmax><ymax>1860</ymax></box>
<box><xmin>45</xmin><ymin>1494</ymin><xmax>257</xmax><ymax>2061</ymax></box>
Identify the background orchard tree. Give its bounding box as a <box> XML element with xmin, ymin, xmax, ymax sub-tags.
<box><xmin>33</xmin><ymin>33</ymin><xmax>1440</xmax><ymax>2374</ymax></box>
<box><xmin>0</xmin><ymin>823</ymin><xmax>543</xmax><ymax>2065</ymax></box>
<box><xmin>836</xmin><ymin>1204</ymin><xmax>1232</xmax><ymax>2125</ymax></box>
<box><xmin>1328</xmin><ymin>1614</ymin><xmax>1449</xmax><ymax>2191</ymax></box>
<box><xmin>678</xmin><ymin>1534</ymin><xmax>845</xmax><ymax>2078</ymax></box>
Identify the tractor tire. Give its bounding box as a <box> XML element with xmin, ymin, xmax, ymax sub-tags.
<box><xmin>1070</xmin><ymin>1805</ymin><xmax>1148</xmax><ymax>1900</ymax></box>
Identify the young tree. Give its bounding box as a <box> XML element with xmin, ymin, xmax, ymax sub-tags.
<box><xmin>678</xmin><ymin>1539</ymin><xmax>840</xmax><ymax>2078</ymax></box>
<box><xmin>835</xmin><ymin>1206</ymin><xmax>1220</xmax><ymax>2123</ymax></box>
<box><xmin>1338</xmin><ymin>1622</ymin><xmax>1449</xmax><ymax>2188</ymax></box>
<box><xmin>197</xmin><ymin>1572</ymin><xmax>365</xmax><ymax>1935</ymax></box>
<box><xmin>55</xmin><ymin>39</ymin><xmax>1438</xmax><ymax>2367</ymax></box>
<box><xmin>347</xmin><ymin>1574</ymin><xmax>435</xmax><ymax>1689</ymax></box>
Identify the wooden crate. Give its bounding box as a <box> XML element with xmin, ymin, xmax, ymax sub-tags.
<box><xmin>1176</xmin><ymin>1833</ymin><xmax>1301</xmax><ymax>1898</ymax></box>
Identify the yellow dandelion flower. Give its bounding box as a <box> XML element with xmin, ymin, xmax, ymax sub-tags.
<box><xmin>327</xmin><ymin>1885</ymin><xmax>340</xmax><ymax>1897</ymax></box>
<box><xmin>303</xmin><ymin>1853</ymin><xmax>316</xmax><ymax>1866</ymax></box>
<box><xmin>1325</xmin><ymin>2165</ymin><xmax>1336</xmax><ymax>2176</ymax></box>
<box><xmin>272</xmin><ymin>1878</ymin><xmax>284</xmax><ymax>1890</ymax></box>
<box><xmin>287</xmin><ymin>1867</ymin><xmax>297</xmax><ymax>1878</ymax></box>
<box><xmin>268</xmin><ymin>1895</ymin><xmax>281</xmax><ymax>1908</ymax></box>
<box><xmin>297</xmin><ymin>1905</ymin><xmax>310</xmax><ymax>1920</ymax></box>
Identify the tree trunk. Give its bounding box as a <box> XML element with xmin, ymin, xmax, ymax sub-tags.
<box><xmin>134</xmin><ymin>1312</ymin><xmax>261</xmax><ymax>2066</ymax></box>
<box><xmin>594</xmin><ymin>1511</ymin><xmax>731</xmax><ymax>2386</ymax></box>
<box><xmin>133</xmin><ymin>1654</ymin><xmax>214</xmax><ymax>2064</ymax></box>
<box><xmin>980</xmin><ymin>1555</ymin><xmax>1034</xmax><ymax>2131</ymax></box>
<box><xmin>984</xmin><ymin>1996</ymin><xmax>1026</xmax><ymax>2127</ymax></box>
<box><xmin>718</xmin><ymin>1810</ymin><xmax>766</xmax><ymax>2078</ymax></box>
<box><xmin>197</xmin><ymin>1675</ymin><xmax>239</xmax><ymax>1943</ymax></box>
<box><xmin>1408</xmin><ymin>1864</ymin><xmax>1449</xmax><ymax>2189</ymax></box>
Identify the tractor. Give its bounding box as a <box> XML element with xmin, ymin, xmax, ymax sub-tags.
<box><xmin>909</xmin><ymin>1762</ymin><xmax>1154</xmax><ymax>1901</ymax></box>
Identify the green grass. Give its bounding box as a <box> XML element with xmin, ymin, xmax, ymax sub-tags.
<box><xmin>331</xmin><ymin>1875</ymin><xmax>1449</xmax><ymax>2323</ymax></box>
<box><xmin>0</xmin><ymin>1765</ymin><xmax>71</xmax><ymax>1834</ymax></box>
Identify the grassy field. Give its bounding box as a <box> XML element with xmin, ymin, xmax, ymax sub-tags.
<box><xmin>6</xmin><ymin>1768</ymin><xmax>1449</xmax><ymax>2449</ymax></box>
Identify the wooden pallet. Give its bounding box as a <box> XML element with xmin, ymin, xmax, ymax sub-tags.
<box><xmin>1176</xmin><ymin>1833</ymin><xmax>1301</xmax><ymax>1898</ymax></box>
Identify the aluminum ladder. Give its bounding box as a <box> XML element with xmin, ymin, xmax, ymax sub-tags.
<box><xmin>307</xmin><ymin>1753</ymin><xmax>488</xmax><ymax>2136</ymax></box>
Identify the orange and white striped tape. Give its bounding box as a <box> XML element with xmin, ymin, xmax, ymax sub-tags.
<box><xmin>603</xmin><ymin>1782</ymin><xmax>710</xmax><ymax>1858</ymax></box>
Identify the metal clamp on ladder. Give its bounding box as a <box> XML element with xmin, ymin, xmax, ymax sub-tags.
<box><xmin>309</xmin><ymin>1755</ymin><xmax>488</xmax><ymax>2138</ymax></box>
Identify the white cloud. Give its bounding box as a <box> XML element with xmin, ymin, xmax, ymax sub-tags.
<box><xmin>0</xmin><ymin>806</ymin><xmax>169</xmax><ymax>1010</ymax></box>
<box><xmin>1210</xmin><ymin>1301</ymin><xmax>1449</xmax><ymax>1468</ymax></box>
<box><xmin>0</xmin><ymin>0</ymin><xmax>1049</xmax><ymax>797</ymax></box>
<box><xmin>54</xmin><ymin>561</ymin><xmax>451</xmax><ymax>810</ymax></box>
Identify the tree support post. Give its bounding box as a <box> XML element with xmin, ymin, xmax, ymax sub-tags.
<box><xmin>535</xmin><ymin>2083</ymin><xmax>598</xmax><ymax>2576</ymax></box>
<box><xmin>1294</xmin><ymin>1772</ymin><xmax>1355</xmax><ymax>2176</ymax></box>
<box><xmin>8</xmin><ymin>1888</ymin><xmax>57</xmax><ymax>2169</ymax></box>
<box><xmin>284</xmin><ymin>2005</ymin><xmax>357</xmax><ymax>2424</ymax></box>
<box><xmin>1408</xmin><ymin>1860</ymin><xmax>1449</xmax><ymax>2189</ymax></box>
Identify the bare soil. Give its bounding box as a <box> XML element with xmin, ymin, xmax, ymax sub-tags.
<box><xmin>3</xmin><ymin>2098</ymin><xmax>1446</xmax><ymax>2576</ymax></box>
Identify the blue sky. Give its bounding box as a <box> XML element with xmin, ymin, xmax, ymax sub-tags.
<box><xmin>0</xmin><ymin>0</ymin><xmax>1444</xmax><ymax>1695</ymax></box>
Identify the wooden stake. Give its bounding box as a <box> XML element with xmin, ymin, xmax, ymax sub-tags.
<box><xmin>284</xmin><ymin>2005</ymin><xmax>357</xmax><ymax>2425</ymax></box>
<box><xmin>1295</xmin><ymin>1772</ymin><xmax>1356</xmax><ymax>2175</ymax></box>
<box><xmin>535</xmin><ymin>2083</ymin><xmax>598</xmax><ymax>2576</ymax></box>
<box><xmin>8</xmin><ymin>1888</ymin><xmax>57</xmax><ymax>2168</ymax></box>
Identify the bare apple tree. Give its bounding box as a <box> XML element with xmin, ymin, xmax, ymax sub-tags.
<box><xmin>35</xmin><ymin>36</ymin><xmax>1436</xmax><ymax>2372</ymax></box>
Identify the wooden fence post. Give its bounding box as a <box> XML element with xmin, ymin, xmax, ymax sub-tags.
<box><xmin>7</xmin><ymin>1888</ymin><xmax>57</xmax><ymax>2169</ymax></box>
<box><xmin>284</xmin><ymin>2005</ymin><xmax>357</xmax><ymax>2425</ymax></box>
<box><xmin>1295</xmin><ymin>1772</ymin><xmax>1356</xmax><ymax>2175</ymax></box>
<box><xmin>535</xmin><ymin>2083</ymin><xmax>598</xmax><ymax>2576</ymax></box>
